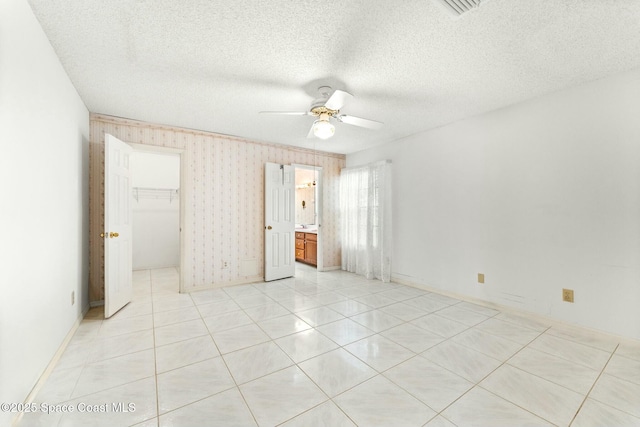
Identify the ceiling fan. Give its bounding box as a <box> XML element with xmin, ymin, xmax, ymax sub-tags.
<box><xmin>260</xmin><ymin>86</ymin><xmax>383</xmax><ymax>140</ymax></box>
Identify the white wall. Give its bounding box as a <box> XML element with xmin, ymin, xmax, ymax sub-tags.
<box><xmin>295</xmin><ymin>187</ymin><xmax>316</xmax><ymax>225</ymax></box>
<box><xmin>295</xmin><ymin>167</ymin><xmax>318</xmax><ymax>225</ymax></box>
<box><xmin>348</xmin><ymin>69</ymin><xmax>640</xmax><ymax>340</ymax></box>
<box><xmin>131</xmin><ymin>152</ymin><xmax>180</xmax><ymax>188</ymax></box>
<box><xmin>0</xmin><ymin>0</ymin><xmax>90</xmax><ymax>424</ymax></box>
<box><xmin>131</xmin><ymin>152</ymin><xmax>180</xmax><ymax>270</ymax></box>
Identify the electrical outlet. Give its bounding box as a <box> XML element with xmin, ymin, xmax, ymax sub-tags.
<box><xmin>562</xmin><ymin>288</ymin><xmax>574</xmax><ymax>303</ymax></box>
<box><xmin>477</xmin><ymin>273</ymin><xmax>485</xmax><ymax>284</ymax></box>
<box><xmin>71</xmin><ymin>291</ymin><xmax>75</xmax><ymax>305</ymax></box>
<box><xmin>222</xmin><ymin>261</ymin><xmax>229</xmax><ymax>269</ymax></box>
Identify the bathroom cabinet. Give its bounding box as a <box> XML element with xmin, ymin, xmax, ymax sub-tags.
<box><xmin>295</xmin><ymin>231</ymin><xmax>317</xmax><ymax>266</ymax></box>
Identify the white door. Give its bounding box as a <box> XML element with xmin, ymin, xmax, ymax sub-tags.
<box><xmin>104</xmin><ymin>134</ymin><xmax>133</xmax><ymax>318</ymax></box>
<box><xmin>264</xmin><ymin>162</ymin><xmax>295</xmax><ymax>281</ymax></box>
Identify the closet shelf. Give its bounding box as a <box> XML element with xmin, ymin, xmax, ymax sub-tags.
<box><xmin>133</xmin><ymin>187</ymin><xmax>180</xmax><ymax>203</ymax></box>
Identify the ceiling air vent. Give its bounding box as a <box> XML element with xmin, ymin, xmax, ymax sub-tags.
<box><xmin>432</xmin><ymin>0</ymin><xmax>485</xmax><ymax>17</ymax></box>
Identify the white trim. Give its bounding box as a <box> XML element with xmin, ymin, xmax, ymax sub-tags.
<box><xmin>392</xmin><ymin>274</ymin><xmax>501</xmax><ymax>311</ymax></box>
<box><xmin>89</xmin><ymin>299</ymin><xmax>105</xmax><ymax>307</ymax></box>
<box><xmin>90</xmin><ymin>114</ymin><xmax>346</xmax><ymax>160</ymax></box>
<box><xmin>11</xmin><ymin>305</ymin><xmax>89</xmax><ymax>426</ymax></box>
<box><xmin>185</xmin><ymin>276</ymin><xmax>265</xmax><ymax>293</ymax></box>
<box><xmin>391</xmin><ymin>273</ymin><xmax>634</xmax><ymax>340</ymax></box>
<box><xmin>132</xmin><ymin>264</ymin><xmax>179</xmax><ymax>271</ymax></box>
<box><xmin>319</xmin><ymin>265</ymin><xmax>341</xmax><ymax>271</ymax></box>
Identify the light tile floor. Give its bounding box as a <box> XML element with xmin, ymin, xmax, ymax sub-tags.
<box><xmin>17</xmin><ymin>264</ymin><xmax>640</xmax><ymax>427</ymax></box>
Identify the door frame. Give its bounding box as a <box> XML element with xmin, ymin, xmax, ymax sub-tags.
<box><xmin>292</xmin><ymin>163</ymin><xmax>324</xmax><ymax>271</ymax></box>
<box><xmin>129</xmin><ymin>143</ymin><xmax>186</xmax><ymax>293</ymax></box>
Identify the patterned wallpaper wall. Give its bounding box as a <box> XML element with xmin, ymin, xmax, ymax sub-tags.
<box><xmin>89</xmin><ymin>114</ymin><xmax>345</xmax><ymax>302</ymax></box>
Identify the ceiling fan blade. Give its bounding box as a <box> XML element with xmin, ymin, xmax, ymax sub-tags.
<box><xmin>324</xmin><ymin>90</ymin><xmax>353</xmax><ymax>111</ymax></box>
<box><xmin>259</xmin><ymin>111</ymin><xmax>310</xmax><ymax>116</ymax></box>
<box><xmin>336</xmin><ymin>114</ymin><xmax>384</xmax><ymax>130</ymax></box>
<box><xmin>306</xmin><ymin>124</ymin><xmax>316</xmax><ymax>139</ymax></box>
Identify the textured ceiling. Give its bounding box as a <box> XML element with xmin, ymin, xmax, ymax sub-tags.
<box><xmin>28</xmin><ymin>0</ymin><xmax>640</xmax><ymax>154</ymax></box>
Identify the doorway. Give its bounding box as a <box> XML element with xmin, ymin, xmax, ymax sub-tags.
<box><xmin>129</xmin><ymin>144</ymin><xmax>185</xmax><ymax>293</ymax></box>
<box><xmin>293</xmin><ymin>164</ymin><xmax>323</xmax><ymax>271</ymax></box>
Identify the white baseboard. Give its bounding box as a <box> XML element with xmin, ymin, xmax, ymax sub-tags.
<box><xmin>89</xmin><ymin>276</ymin><xmax>265</xmax><ymax>300</ymax></box>
<box><xmin>390</xmin><ymin>273</ymin><xmax>631</xmax><ymax>340</ymax></box>
<box><xmin>392</xmin><ymin>273</ymin><xmax>523</xmax><ymax>315</ymax></box>
<box><xmin>185</xmin><ymin>275</ymin><xmax>264</xmax><ymax>293</ymax></box>
<box><xmin>12</xmin><ymin>304</ymin><xmax>90</xmax><ymax>426</ymax></box>
<box><xmin>319</xmin><ymin>265</ymin><xmax>341</xmax><ymax>271</ymax></box>
<box><xmin>133</xmin><ymin>265</ymin><xmax>179</xmax><ymax>271</ymax></box>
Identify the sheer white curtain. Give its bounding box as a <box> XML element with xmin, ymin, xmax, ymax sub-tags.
<box><xmin>340</xmin><ymin>160</ymin><xmax>392</xmax><ymax>282</ymax></box>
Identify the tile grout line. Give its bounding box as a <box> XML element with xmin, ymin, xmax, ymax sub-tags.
<box><xmin>213</xmin><ymin>343</ymin><xmax>260</xmax><ymax>426</ymax></box>
<box><xmin>55</xmin><ymin>270</ymin><xmax>158</xmax><ymax>425</ymax></box>
<box><xmin>471</xmin><ymin>325</ymin><xmax>552</xmax><ymax>397</ymax></box>
<box><xmin>54</xmin><ymin>319</ymin><xmax>103</xmax><ymax>426</ymax></box>
<box><xmin>567</xmin><ymin>343</ymin><xmax>619</xmax><ymax>427</ymax></box>
<box><xmin>230</xmin><ymin>274</ymin><xmax>336</xmax><ymax>425</ymax></box>
<box><xmin>471</xmin><ymin>322</ymin><xmax>620</xmax><ymax>426</ymax></box>
<box><xmin>187</xmin><ymin>269</ymin><xmax>556</xmax><ymax>425</ymax></box>
<box><xmin>426</xmin><ymin>325</ymin><xmax>555</xmax><ymax>426</ymax></box>
<box><xmin>283</xmin><ymin>298</ymin><xmax>450</xmax><ymax>424</ymax></box>
<box><xmin>544</xmin><ymin>328</ymin><xmax>621</xmax><ymax>354</ymax></box>
<box><xmin>151</xmin><ymin>268</ymin><xmax>161</xmax><ymax>425</ymax></box>
<box><xmin>200</xmin><ymin>276</ymin><xmax>343</xmax><ymax>426</ymax></box>
<box><xmin>332</xmin><ymin>304</ymin><xmax>524</xmax><ymax>423</ymax></box>
<box><xmin>520</xmin><ymin>334</ymin><xmax>612</xmax><ymax>372</ymax></box>
<box><xmin>31</xmin><ymin>266</ymin><xmax>638</xmax><ymax>427</ymax></box>
<box><xmin>241</xmin><ymin>291</ymin><xmax>407</xmax><ymax>424</ymax></box>
<box><xmin>155</xmin><ymin>282</ymin><xmax>255</xmax><ymax>421</ymax></box>
<box><xmin>172</xmin><ymin>276</ymin><xmax>428</xmax><ymax>422</ymax></box>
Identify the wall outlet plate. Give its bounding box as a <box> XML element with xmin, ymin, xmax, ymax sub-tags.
<box><xmin>562</xmin><ymin>288</ymin><xmax>574</xmax><ymax>303</ymax></box>
<box><xmin>477</xmin><ymin>273</ymin><xmax>485</xmax><ymax>284</ymax></box>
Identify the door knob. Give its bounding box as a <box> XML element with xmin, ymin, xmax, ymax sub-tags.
<box><xmin>109</xmin><ymin>232</ymin><xmax>120</xmax><ymax>238</ymax></box>
<box><xmin>266</xmin><ymin>226</ymin><xmax>272</xmax><ymax>230</ymax></box>
<box><xmin>100</xmin><ymin>232</ymin><xmax>106</xmax><ymax>238</ymax></box>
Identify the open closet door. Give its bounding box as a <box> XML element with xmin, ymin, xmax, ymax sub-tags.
<box><xmin>264</xmin><ymin>162</ymin><xmax>295</xmax><ymax>281</ymax></box>
<box><xmin>104</xmin><ymin>134</ymin><xmax>133</xmax><ymax>318</ymax></box>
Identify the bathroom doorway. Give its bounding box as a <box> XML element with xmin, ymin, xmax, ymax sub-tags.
<box><xmin>293</xmin><ymin>164</ymin><xmax>323</xmax><ymax>270</ymax></box>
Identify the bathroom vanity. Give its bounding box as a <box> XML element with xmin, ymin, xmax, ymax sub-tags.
<box><xmin>295</xmin><ymin>230</ymin><xmax>317</xmax><ymax>266</ymax></box>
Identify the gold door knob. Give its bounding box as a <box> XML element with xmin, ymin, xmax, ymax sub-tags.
<box><xmin>109</xmin><ymin>232</ymin><xmax>120</xmax><ymax>238</ymax></box>
<box><xmin>267</xmin><ymin>226</ymin><xmax>272</xmax><ymax>230</ymax></box>
<box><xmin>100</xmin><ymin>232</ymin><xmax>106</xmax><ymax>238</ymax></box>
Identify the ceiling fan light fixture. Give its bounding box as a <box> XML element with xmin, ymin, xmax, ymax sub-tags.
<box><xmin>261</xmin><ymin>86</ymin><xmax>382</xmax><ymax>139</ymax></box>
<box><xmin>313</xmin><ymin>119</ymin><xmax>335</xmax><ymax>139</ymax></box>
